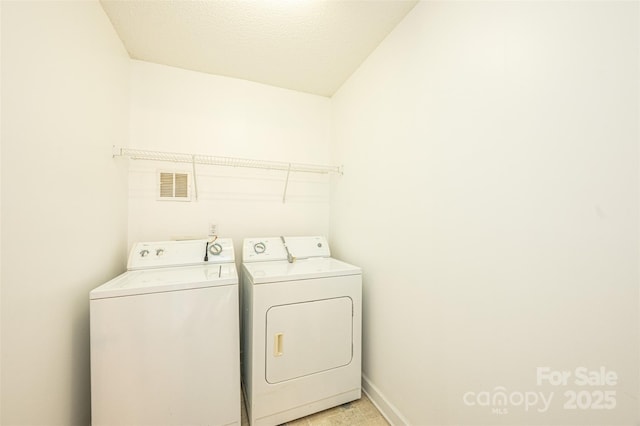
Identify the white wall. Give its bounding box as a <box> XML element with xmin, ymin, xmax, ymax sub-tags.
<box><xmin>0</xmin><ymin>1</ymin><xmax>4</xmax><ymax>421</ymax></box>
<box><xmin>127</xmin><ymin>60</ymin><xmax>331</xmax><ymax>252</ymax></box>
<box><xmin>1</xmin><ymin>1</ymin><xmax>129</xmax><ymax>424</ymax></box>
<box><xmin>331</xmin><ymin>1</ymin><xmax>639</xmax><ymax>425</ymax></box>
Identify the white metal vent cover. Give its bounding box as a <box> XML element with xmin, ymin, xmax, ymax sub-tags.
<box><xmin>158</xmin><ymin>171</ymin><xmax>191</xmax><ymax>201</ymax></box>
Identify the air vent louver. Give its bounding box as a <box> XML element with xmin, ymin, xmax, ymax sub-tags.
<box><xmin>158</xmin><ymin>171</ymin><xmax>190</xmax><ymax>201</ymax></box>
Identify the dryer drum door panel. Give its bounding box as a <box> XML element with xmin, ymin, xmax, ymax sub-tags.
<box><xmin>265</xmin><ymin>297</ymin><xmax>353</xmax><ymax>384</ymax></box>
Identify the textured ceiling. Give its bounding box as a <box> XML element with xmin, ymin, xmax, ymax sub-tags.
<box><xmin>100</xmin><ymin>0</ymin><xmax>418</xmax><ymax>97</ymax></box>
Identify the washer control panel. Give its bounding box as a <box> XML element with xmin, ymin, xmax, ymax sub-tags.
<box><xmin>128</xmin><ymin>238</ymin><xmax>235</xmax><ymax>270</ymax></box>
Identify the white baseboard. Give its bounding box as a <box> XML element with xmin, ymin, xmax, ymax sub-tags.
<box><xmin>362</xmin><ymin>374</ymin><xmax>410</xmax><ymax>426</ymax></box>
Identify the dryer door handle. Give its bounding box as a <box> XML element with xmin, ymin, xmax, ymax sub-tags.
<box><xmin>274</xmin><ymin>333</ymin><xmax>284</xmax><ymax>357</ymax></box>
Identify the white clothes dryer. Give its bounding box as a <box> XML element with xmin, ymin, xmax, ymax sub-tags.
<box><xmin>90</xmin><ymin>238</ymin><xmax>240</xmax><ymax>426</ymax></box>
<box><xmin>241</xmin><ymin>236</ymin><xmax>362</xmax><ymax>426</ymax></box>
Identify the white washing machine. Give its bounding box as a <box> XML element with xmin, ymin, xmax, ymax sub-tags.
<box><xmin>241</xmin><ymin>236</ymin><xmax>362</xmax><ymax>426</ymax></box>
<box><xmin>90</xmin><ymin>238</ymin><xmax>240</xmax><ymax>426</ymax></box>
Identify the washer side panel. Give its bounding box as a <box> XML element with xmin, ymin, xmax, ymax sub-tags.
<box><xmin>90</xmin><ymin>285</ymin><xmax>241</xmax><ymax>426</ymax></box>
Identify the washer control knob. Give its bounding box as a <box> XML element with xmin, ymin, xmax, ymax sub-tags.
<box><xmin>156</xmin><ymin>248</ymin><xmax>164</xmax><ymax>257</ymax></box>
<box><xmin>254</xmin><ymin>242</ymin><xmax>266</xmax><ymax>254</ymax></box>
<box><xmin>208</xmin><ymin>243</ymin><xmax>223</xmax><ymax>256</ymax></box>
<box><xmin>139</xmin><ymin>249</ymin><xmax>150</xmax><ymax>258</ymax></box>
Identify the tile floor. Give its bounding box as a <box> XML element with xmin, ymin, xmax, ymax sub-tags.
<box><xmin>241</xmin><ymin>393</ymin><xmax>389</xmax><ymax>426</ymax></box>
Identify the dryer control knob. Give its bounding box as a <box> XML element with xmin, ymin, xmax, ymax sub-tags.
<box><xmin>156</xmin><ymin>248</ymin><xmax>164</xmax><ymax>257</ymax></box>
<box><xmin>139</xmin><ymin>249</ymin><xmax>149</xmax><ymax>258</ymax></box>
<box><xmin>254</xmin><ymin>242</ymin><xmax>266</xmax><ymax>254</ymax></box>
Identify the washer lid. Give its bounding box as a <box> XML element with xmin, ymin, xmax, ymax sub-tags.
<box><xmin>242</xmin><ymin>257</ymin><xmax>361</xmax><ymax>284</ymax></box>
<box><xmin>90</xmin><ymin>263</ymin><xmax>238</xmax><ymax>299</ymax></box>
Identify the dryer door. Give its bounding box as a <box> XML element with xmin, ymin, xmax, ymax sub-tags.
<box><xmin>265</xmin><ymin>297</ymin><xmax>353</xmax><ymax>384</ymax></box>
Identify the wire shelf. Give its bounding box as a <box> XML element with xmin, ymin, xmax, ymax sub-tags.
<box><xmin>114</xmin><ymin>147</ymin><xmax>342</xmax><ymax>175</ymax></box>
<box><xmin>113</xmin><ymin>146</ymin><xmax>341</xmax><ymax>203</ymax></box>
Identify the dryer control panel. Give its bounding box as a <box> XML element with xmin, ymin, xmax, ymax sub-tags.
<box><xmin>242</xmin><ymin>236</ymin><xmax>330</xmax><ymax>263</ymax></box>
<box><xmin>128</xmin><ymin>238</ymin><xmax>235</xmax><ymax>270</ymax></box>
<box><xmin>243</xmin><ymin>237</ymin><xmax>288</xmax><ymax>263</ymax></box>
